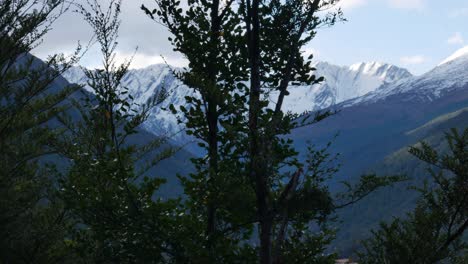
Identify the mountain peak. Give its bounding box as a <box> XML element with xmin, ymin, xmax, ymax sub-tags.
<box><xmin>349</xmin><ymin>61</ymin><xmax>385</xmax><ymax>72</ymax></box>
<box><xmin>274</xmin><ymin>61</ymin><xmax>412</xmax><ymax>113</ymax></box>
<box><xmin>348</xmin><ymin>61</ymin><xmax>412</xmax><ymax>83</ymax></box>
<box><xmin>439</xmin><ymin>45</ymin><xmax>468</xmax><ymax>66</ymax></box>
<box><xmin>63</xmin><ymin>60</ymin><xmax>413</xmax><ymax>140</ymax></box>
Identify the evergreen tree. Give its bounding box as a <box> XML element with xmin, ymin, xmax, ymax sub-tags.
<box><xmin>52</xmin><ymin>1</ymin><xmax>179</xmax><ymax>262</ymax></box>
<box><xmin>359</xmin><ymin>128</ymin><xmax>468</xmax><ymax>264</ymax></box>
<box><xmin>0</xmin><ymin>0</ymin><xmax>81</xmax><ymax>262</ymax></box>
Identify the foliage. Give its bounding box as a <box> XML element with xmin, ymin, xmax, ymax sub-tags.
<box><xmin>0</xmin><ymin>0</ymin><xmax>81</xmax><ymax>262</ymax></box>
<box><xmin>51</xmin><ymin>1</ymin><xmax>178</xmax><ymax>262</ymax></box>
<box><xmin>0</xmin><ymin>0</ymin><xmax>415</xmax><ymax>262</ymax></box>
<box><xmin>359</xmin><ymin>128</ymin><xmax>468</xmax><ymax>264</ymax></box>
<box><xmin>143</xmin><ymin>1</ymin><xmax>402</xmax><ymax>262</ymax></box>
<box><xmin>144</xmin><ymin>0</ymin><xmax>254</xmax><ymax>261</ymax></box>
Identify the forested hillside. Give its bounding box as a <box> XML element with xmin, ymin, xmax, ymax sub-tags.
<box><xmin>1</xmin><ymin>0</ymin><xmax>467</xmax><ymax>263</ymax></box>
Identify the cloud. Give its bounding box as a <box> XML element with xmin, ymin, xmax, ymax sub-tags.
<box><xmin>447</xmin><ymin>32</ymin><xmax>464</xmax><ymax>45</ymax></box>
<box><xmin>449</xmin><ymin>8</ymin><xmax>468</xmax><ymax>18</ymax></box>
<box><xmin>337</xmin><ymin>0</ymin><xmax>367</xmax><ymax>10</ymax></box>
<box><xmin>32</xmin><ymin>0</ymin><xmax>181</xmax><ymax>68</ymax></box>
<box><xmin>338</xmin><ymin>0</ymin><xmax>426</xmax><ymax>11</ymax></box>
<box><xmin>116</xmin><ymin>52</ymin><xmax>188</xmax><ymax>69</ymax></box>
<box><xmin>388</xmin><ymin>0</ymin><xmax>425</xmax><ymax>10</ymax></box>
<box><xmin>400</xmin><ymin>55</ymin><xmax>428</xmax><ymax>65</ymax></box>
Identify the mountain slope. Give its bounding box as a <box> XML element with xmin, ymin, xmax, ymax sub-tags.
<box><xmin>34</xmin><ymin>58</ymin><xmax>195</xmax><ymax>196</ymax></box>
<box><xmin>275</xmin><ymin>61</ymin><xmax>412</xmax><ymax>113</ymax></box>
<box><xmin>63</xmin><ymin>61</ymin><xmax>412</xmax><ymax>141</ymax></box>
<box><xmin>333</xmin><ymin>107</ymin><xmax>468</xmax><ymax>256</ymax></box>
<box><xmin>63</xmin><ymin>65</ymin><xmax>194</xmax><ymax>138</ymax></box>
<box><xmin>290</xmin><ymin>47</ymin><xmax>468</xmax><ymax>256</ymax></box>
<box><xmin>62</xmin><ymin>47</ymin><xmax>468</xmax><ymax>255</ymax></box>
<box><xmin>345</xmin><ymin>47</ymin><xmax>468</xmax><ymax>107</ymax></box>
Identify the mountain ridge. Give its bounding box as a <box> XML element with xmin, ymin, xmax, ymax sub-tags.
<box><xmin>341</xmin><ymin>47</ymin><xmax>468</xmax><ymax>108</ymax></box>
<box><xmin>60</xmin><ymin>48</ymin><xmax>468</xmax><ymax>256</ymax></box>
<box><xmin>288</xmin><ymin>48</ymin><xmax>468</xmax><ymax>255</ymax></box>
<box><xmin>63</xmin><ymin>60</ymin><xmax>413</xmax><ymax>141</ymax></box>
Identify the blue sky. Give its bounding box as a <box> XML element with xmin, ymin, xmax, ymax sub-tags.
<box><xmin>35</xmin><ymin>0</ymin><xmax>468</xmax><ymax>75</ymax></box>
<box><xmin>309</xmin><ymin>0</ymin><xmax>468</xmax><ymax>74</ymax></box>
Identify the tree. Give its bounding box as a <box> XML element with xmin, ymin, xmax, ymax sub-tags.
<box><xmin>359</xmin><ymin>128</ymin><xmax>468</xmax><ymax>264</ymax></box>
<box><xmin>0</xmin><ymin>0</ymin><xmax>81</xmax><ymax>262</ymax></box>
<box><xmin>240</xmin><ymin>0</ymin><xmax>403</xmax><ymax>263</ymax></box>
<box><xmin>241</xmin><ymin>1</ymin><xmax>341</xmax><ymax>262</ymax></box>
<box><xmin>143</xmin><ymin>0</ymin><xmax>254</xmax><ymax>261</ymax></box>
<box><xmin>144</xmin><ymin>0</ymin><xmax>402</xmax><ymax>263</ymax></box>
<box><xmin>52</xmin><ymin>1</ymin><xmax>178</xmax><ymax>262</ymax></box>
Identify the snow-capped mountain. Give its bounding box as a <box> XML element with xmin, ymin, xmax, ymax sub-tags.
<box><xmin>63</xmin><ymin>61</ymin><xmax>411</xmax><ymax>138</ymax></box>
<box><xmin>438</xmin><ymin>45</ymin><xmax>468</xmax><ymax>66</ymax></box>
<box><xmin>63</xmin><ymin>64</ymin><xmax>195</xmax><ymax>137</ymax></box>
<box><xmin>290</xmin><ymin>47</ymin><xmax>468</xmax><ymax>255</ymax></box>
<box><xmin>342</xmin><ymin>46</ymin><xmax>468</xmax><ymax>107</ymax></box>
<box><xmin>273</xmin><ymin>61</ymin><xmax>412</xmax><ymax>113</ymax></box>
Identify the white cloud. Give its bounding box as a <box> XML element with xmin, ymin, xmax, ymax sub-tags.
<box><xmin>35</xmin><ymin>0</ymin><xmax>183</xmax><ymax>69</ymax></box>
<box><xmin>388</xmin><ymin>0</ymin><xmax>425</xmax><ymax>10</ymax></box>
<box><xmin>447</xmin><ymin>32</ymin><xmax>464</xmax><ymax>45</ymax></box>
<box><xmin>337</xmin><ymin>0</ymin><xmax>367</xmax><ymax>10</ymax></box>
<box><xmin>338</xmin><ymin>0</ymin><xmax>426</xmax><ymax>11</ymax></box>
<box><xmin>400</xmin><ymin>55</ymin><xmax>427</xmax><ymax>65</ymax></box>
<box><xmin>110</xmin><ymin>52</ymin><xmax>188</xmax><ymax>69</ymax></box>
<box><xmin>449</xmin><ymin>8</ymin><xmax>468</xmax><ymax>18</ymax></box>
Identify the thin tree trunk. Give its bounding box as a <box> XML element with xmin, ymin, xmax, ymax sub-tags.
<box><xmin>245</xmin><ymin>1</ymin><xmax>323</xmax><ymax>263</ymax></box>
<box><xmin>206</xmin><ymin>0</ymin><xmax>221</xmax><ymax>254</ymax></box>
<box><xmin>246</xmin><ymin>0</ymin><xmax>273</xmax><ymax>262</ymax></box>
<box><xmin>259</xmin><ymin>216</ymin><xmax>273</xmax><ymax>264</ymax></box>
<box><xmin>206</xmin><ymin>102</ymin><xmax>218</xmax><ymax>239</ymax></box>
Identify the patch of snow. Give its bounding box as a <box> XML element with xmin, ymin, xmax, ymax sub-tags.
<box><xmin>63</xmin><ymin>61</ymin><xmax>413</xmax><ymax>142</ymax></box>
<box><xmin>439</xmin><ymin>45</ymin><xmax>468</xmax><ymax>66</ymax></box>
<box><xmin>272</xmin><ymin>61</ymin><xmax>412</xmax><ymax>113</ymax></box>
<box><xmin>342</xmin><ymin>50</ymin><xmax>468</xmax><ymax>108</ymax></box>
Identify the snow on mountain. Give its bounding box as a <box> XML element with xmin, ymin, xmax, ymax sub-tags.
<box><xmin>438</xmin><ymin>45</ymin><xmax>468</xmax><ymax>66</ymax></box>
<box><xmin>273</xmin><ymin>61</ymin><xmax>412</xmax><ymax>113</ymax></box>
<box><xmin>63</xmin><ymin>61</ymin><xmax>411</xmax><ymax>138</ymax></box>
<box><xmin>63</xmin><ymin>64</ymin><xmax>195</xmax><ymax>137</ymax></box>
<box><xmin>345</xmin><ymin>46</ymin><xmax>468</xmax><ymax>107</ymax></box>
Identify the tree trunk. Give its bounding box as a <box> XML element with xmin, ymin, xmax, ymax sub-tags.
<box><xmin>246</xmin><ymin>0</ymin><xmax>273</xmax><ymax>262</ymax></box>
<box><xmin>259</xmin><ymin>215</ymin><xmax>273</xmax><ymax>264</ymax></box>
<box><xmin>206</xmin><ymin>0</ymin><xmax>221</xmax><ymax>255</ymax></box>
<box><xmin>206</xmin><ymin>102</ymin><xmax>218</xmax><ymax>240</ymax></box>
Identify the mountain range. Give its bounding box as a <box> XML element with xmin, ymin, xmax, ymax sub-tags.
<box><xmin>291</xmin><ymin>47</ymin><xmax>468</xmax><ymax>255</ymax></box>
<box><xmin>62</xmin><ymin>46</ymin><xmax>468</xmax><ymax>256</ymax></box>
<box><xmin>62</xmin><ymin>59</ymin><xmax>413</xmax><ymax>143</ymax></box>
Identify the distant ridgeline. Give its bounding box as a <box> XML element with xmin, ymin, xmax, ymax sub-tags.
<box><xmin>24</xmin><ymin>54</ymin><xmax>195</xmax><ymax>198</ymax></box>
<box><xmin>62</xmin><ymin>47</ymin><xmax>468</xmax><ymax>255</ymax></box>
<box><xmin>62</xmin><ymin>60</ymin><xmax>413</xmax><ymax>151</ymax></box>
<box><xmin>291</xmin><ymin>47</ymin><xmax>468</xmax><ymax>255</ymax></box>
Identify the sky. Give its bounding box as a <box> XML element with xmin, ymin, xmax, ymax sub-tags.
<box><xmin>33</xmin><ymin>0</ymin><xmax>468</xmax><ymax>75</ymax></box>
